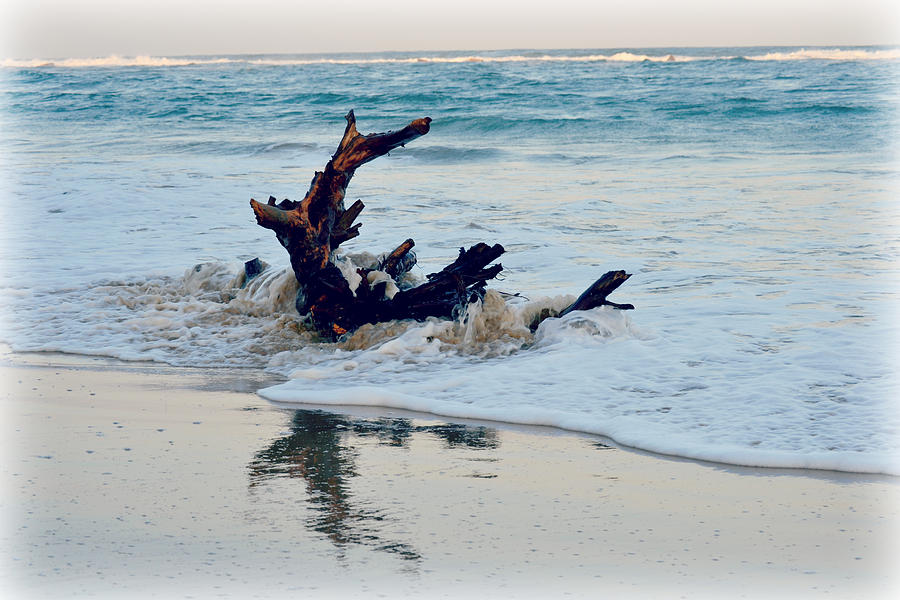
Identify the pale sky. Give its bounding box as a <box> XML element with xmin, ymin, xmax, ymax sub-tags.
<box><xmin>3</xmin><ymin>0</ymin><xmax>899</xmax><ymax>59</ymax></box>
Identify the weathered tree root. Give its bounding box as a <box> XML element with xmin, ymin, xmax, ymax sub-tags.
<box><xmin>250</xmin><ymin>111</ymin><xmax>632</xmax><ymax>339</ymax></box>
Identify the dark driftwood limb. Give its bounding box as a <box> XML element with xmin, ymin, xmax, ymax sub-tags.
<box><xmin>391</xmin><ymin>243</ymin><xmax>506</xmax><ymax>321</ymax></box>
<box><xmin>529</xmin><ymin>270</ymin><xmax>634</xmax><ymax>331</ymax></box>
<box><xmin>379</xmin><ymin>238</ymin><xmax>416</xmax><ymax>280</ymax></box>
<box><xmin>559</xmin><ymin>270</ymin><xmax>634</xmax><ymax>316</ymax></box>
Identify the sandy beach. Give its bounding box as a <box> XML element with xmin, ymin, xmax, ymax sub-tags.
<box><xmin>2</xmin><ymin>352</ymin><xmax>897</xmax><ymax>599</ymax></box>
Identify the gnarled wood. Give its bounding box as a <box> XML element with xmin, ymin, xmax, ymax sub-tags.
<box><xmin>250</xmin><ymin>110</ymin><xmax>432</xmax><ymax>286</ymax></box>
<box><xmin>250</xmin><ymin>110</ymin><xmax>632</xmax><ymax>340</ymax></box>
<box><xmin>390</xmin><ymin>243</ymin><xmax>506</xmax><ymax>321</ymax></box>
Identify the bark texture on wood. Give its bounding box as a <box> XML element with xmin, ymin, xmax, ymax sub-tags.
<box><xmin>391</xmin><ymin>243</ymin><xmax>506</xmax><ymax>321</ymax></box>
<box><xmin>251</xmin><ymin>110</ymin><xmax>431</xmax><ymax>289</ymax></box>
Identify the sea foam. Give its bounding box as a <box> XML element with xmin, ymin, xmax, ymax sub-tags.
<box><xmin>260</xmin><ymin>298</ymin><xmax>900</xmax><ymax>475</ymax></box>
<box><xmin>4</xmin><ymin>47</ymin><xmax>898</xmax><ymax>69</ymax></box>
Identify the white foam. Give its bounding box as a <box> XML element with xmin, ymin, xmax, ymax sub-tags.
<box><xmin>253</xmin><ymin>292</ymin><xmax>899</xmax><ymax>476</ymax></box>
<box><xmin>0</xmin><ymin>53</ymin><xmax>697</xmax><ymax>68</ymax></box>
<box><xmin>260</xmin><ymin>301</ymin><xmax>900</xmax><ymax>475</ymax></box>
<box><xmin>365</xmin><ymin>270</ymin><xmax>400</xmax><ymax>300</ymax></box>
<box><xmin>333</xmin><ymin>254</ymin><xmax>364</xmax><ymax>295</ymax></box>
<box><xmin>0</xmin><ymin>55</ymin><xmax>235</xmax><ymax>68</ymax></box>
<box><xmin>4</xmin><ymin>48</ymin><xmax>896</xmax><ymax>69</ymax></box>
<box><xmin>747</xmin><ymin>48</ymin><xmax>900</xmax><ymax>61</ymax></box>
<box><xmin>2</xmin><ymin>262</ymin><xmax>311</xmax><ymax>367</ymax></box>
<box><xmin>6</xmin><ymin>258</ymin><xmax>896</xmax><ymax>476</ymax></box>
<box><xmin>261</xmin><ymin>381</ymin><xmax>899</xmax><ymax>475</ymax></box>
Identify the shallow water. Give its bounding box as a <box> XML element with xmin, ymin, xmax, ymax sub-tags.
<box><xmin>1</xmin><ymin>46</ymin><xmax>898</xmax><ymax>473</ymax></box>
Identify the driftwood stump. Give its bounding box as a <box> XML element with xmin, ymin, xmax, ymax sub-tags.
<box><xmin>251</xmin><ymin>111</ymin><xmax>632</xmax><ymax>339</ymax></box>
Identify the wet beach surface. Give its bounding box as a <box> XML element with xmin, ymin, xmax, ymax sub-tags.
<box><xmin>2</xmin><ymin>357</ymin><xmax>897</xmax><ymax>599</ymax></box>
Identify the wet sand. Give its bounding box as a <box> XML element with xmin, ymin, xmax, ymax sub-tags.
<box><xmin>2</xmin><ymin>354</ymin><xmax>898</xmax><ymax>599</ymax></box>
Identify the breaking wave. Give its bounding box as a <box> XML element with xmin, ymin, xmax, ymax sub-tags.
<box><xmin>4</xmin><ymin>48</ymin><xmax>898</xmax><ymax>69</ymax></box>
<box><xmin>1</xmin><ymin>55</ymin><xmax>235</xmax><ymax>68</ymax></box>
<box><xmin>746</xmin><ymin>48</ymin><xmax>900</xmax><ymax>61</ymax></box>
<box><xmin>0</xmin><ymin>259</ymin><xmax>604</xmax><ymax>371</ymax></box>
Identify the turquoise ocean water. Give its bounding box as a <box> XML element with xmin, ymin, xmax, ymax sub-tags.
<box><xmin>1</xmin><ymin>47</ymin><xmax>898</xmax><ymax>473</ymax></box>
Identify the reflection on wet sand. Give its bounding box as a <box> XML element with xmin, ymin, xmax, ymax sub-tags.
<box><xmin>248</xmin><ymin>410</ymin><xmax>499</xmax><ymax>561</ymax></box>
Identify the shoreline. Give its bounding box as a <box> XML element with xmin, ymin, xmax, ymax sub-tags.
<box><xmin>16</xmin><ymin>347</ymin><xmax>894</xmax><ymax>478</ymax></box>
<box><xmin>2</xmin><ymin>352</ymin><xmax>898</xmax><ymax>598</ymax></box>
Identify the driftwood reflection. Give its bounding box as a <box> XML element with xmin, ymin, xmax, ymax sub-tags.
<box><xmin>248</xmin><ymin>409</ymin><xmax>498</xmax><ymax>561</ymax></box>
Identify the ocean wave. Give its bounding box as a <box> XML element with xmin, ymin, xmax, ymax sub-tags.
<box><xmin>261</xmin><ymin>380</ymin><xmax>899</xmax><ymax>475</ymax></box>
<box><xmin>747</xmin><ymin>48</ymin><xmax>900</xmax><ymax>61</ymax></box>
<box><xmin>0</xmin><ymin>258</ymin><xmax>579</xmax><ymax>368</ymax></box>
<box><xmin>401</xmin><ymin>145</ymin><xmax>504</xmax><ymax>163</ymax></box>
<box><xmin>435</xmin><ymin>114</ymin><xmax>595</xmax><ymax>135</ymax></box>
<box><xmin>0</xmin><ymin>55</ymin><xmax>235</xmax><ymax>68</ymax></box>
<box><xmin>1</xmin><ymin>263</ymin><xmax>312</xmax><ymax>367</ymax></box>
<box><xmin>259</xmin><ymin>301</ymin><xmax>899</xmax><ymax>476</ymax></box>
<box><xmin>255</xmin><ymin>141</ymin><xmax>325</xmax><ymax>155</ymax></box>
<box><xmin>4</xmin><ymin>48</ymin><xmax>897</xmax><ymax>69</ymax></box>
<box><xmin>788</xmin><ymin>103</ymin><xmax>877</xmax><ymax>115</ymax></box>
<box><xmin>0</xmin><ymin>53</ymin><xmax>688</xmax><ymax>68</ymax></box>
<box><xmin>225</xmin><ymin>52</ymin><xmax>693</xmax><ymax>65</ymax></box>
